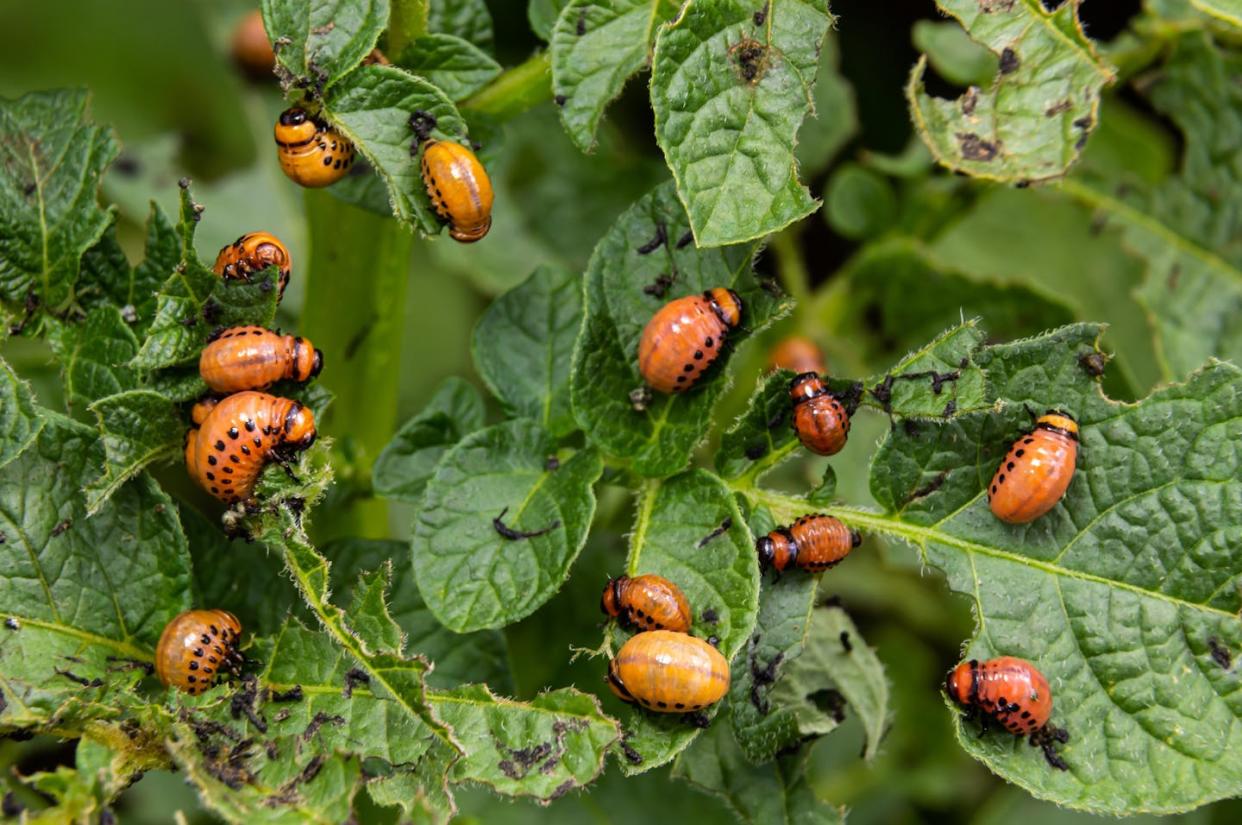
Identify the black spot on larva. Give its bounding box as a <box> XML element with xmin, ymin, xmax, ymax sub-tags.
<box><xmin>1016</xmin><ymin>449</ymin><xmax>1025</xmax><ymax>457</ymax></box>
<box><xmin>206</xmin><ymin>472</ymin><xmax>216</xmax><ymax>481</ymax></box>
<box><xmin>1007</xmin><ymin>462</ymin><xmax>1015</xmax><ymax>471</ymax></box>
<box><xmin>705</xmin><ymin>337</ymin><xmax>714</xmax><ymax>347</ymax></box>
<box><xmin>215</xmin><ymin>441</ymin><xmax>226</xmax><ymax>451</ymax></box>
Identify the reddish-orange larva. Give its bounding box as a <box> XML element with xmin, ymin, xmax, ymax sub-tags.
<box><xmin>600</xmin><ymin>574</ymin><xmax>692</xmax><ymax>634</ymax></box>
<box><xmin>988</xmin><ymin>411</ymin><xmax>1079</xmax><ymax>524</ymax></box>
<box><xmin>637</xmin><ymin>288</ymin><xmax>742</xmax><ymax>394</ymax></box>
<box><xmin>756</xmin><ymin>513</ymin><xmax>860</xmax><ymax>574</ymax></box>
<box><xmin>155</xmin><ymin>609</ymin><xmax>243</xmax><ymax>695</ymax></box>
<box><xmin>199</xmin><ymin>326</ymin><xmax>322</xmax><ymax>394</ymax></box>
<box><xmin>607</xmin><ymin>630</ymin><xmax>730</xmax><ymax>713</ymax></box>
<box><xmin>790</xmin><ymin>372</ymin><xmax>850</xmax><ymax>456</ymax></box>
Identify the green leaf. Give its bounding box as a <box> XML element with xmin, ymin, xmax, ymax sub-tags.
<box><xmin>428</xmin><ymin>0</ymin><xmax>495</xmax><ymax>52</ymax></box>
<box><xmin>412</xmin><ymin>419</ymin><xmax>602</xmax><ymax>632</ymax></box>
<box><xmin>823</xmin><ymin>163</ymin><xmax>898</xmax><ymax>240</ymax></box>
<box><xmin>0</xmin><ymin>355</ymin><xmax>43</xmax><ymax>470</ymax></box>
<box><xmin>324</xmin><ymin>64</ymin><xmax>468</xmax><ymax>234</ymax></box>
<box><xmin>472</xmin><ymin>264</ymin><xmax>581</xmax><ymax>437</ymax></box>
<box><xmin>715</xmin><ymin>369</ymin><xmax>797</xmax><ymax>484</ymax></box>
<box><xmin>673</xmin><ymin>723</ymin><xmax>843</xmax><ymax>825</ymax></box>
<box><xmin>396</xmin><ymin>33</ymin><xmax>501</xmax><ymax>100</ymax></box>
<box><xmin>83</xmin><ymin>390</ymin><xmax>183</xmax><ymax>514</ymax></box>
<box><xmin>570</xmin><ymin>181</ymin><xmax>790</xmax><ymax>477</ymax></box>
<box><xmin>260</xmin><ymin>0</ymin><xmax>388</xmax><ymax>91</ymax></box>
<box><xmin>650</xmin><ymin>0</ymin><xmax>830</xmax><ymax>247</ymax></box>
<box><xmin>907</xmin><ymin>0</ymin><xmax>1114</xmax><ymax>182</ymax></box>
<box><xmin>432</xmin><ymin>684</ymin><xmax>620</xmax><ymax>801</ymax></box>
<box><xmin>911</xmin><ymin>19</ymin><xmax>997</xmax><ymax>87</ymax></box>
<box><xmin>614</xmin><ymin>470</ymin><xmax>758</xmax><ymax>774</ymax></box>
<box><xmin>1190</xmin><ymin>0</ymin><xmax>1242</xmax><ymax>26</ymax></box>
<box><xmin>0</xmin><ymin>411</ymin><xmax>190</xmax><ymax>732</ymax></box>
<box><xmin>794</xmin><ymin>34</ymin><xmax>857</xmax><ymax>179</ymax></box>
<box><xmin>77</xmin><ymin>204</ymin><xmax>178</xmax><ymax>335</ymax></box>
<box><xmin>550</xmin><ymin>0</ymin><xmax>680</xmax><ymax>153</ymax></box>
<box><xmin>529</xmin><ymin>0</ymin><xmax>570</xmax><ymax>39</ymax></box>
<box><xmin>373</xmin><ymin>376</ymin><xmax>486</xmax><ymax>503</ymax></box>
<box><xmin>751</xmin><ymin>323</ymin><xmax>1242</xmax><ymax>814</ymax></box>
<box><xmin>132</xmin><ymin>185</ymin><xmax>280</xmax><ymax>371</ymax></box>
<box><xmin>1060</xmin><ymin>32</ymin><xmax>1242</xmax><ymax>381</ymax></box>
<box><xmin>46</xmin><ymin>307</ymin><xmax>140</xmax><ymax>412</ymax></box>
<box><xmin>323</xmin><ymin>538</ymin><xmax>511</xmax><ymax>691</ymax></box>
<box><xmin>0</xmin><ymin>89</ymin><xmax>118</xmax><ymax>315</ymax></box>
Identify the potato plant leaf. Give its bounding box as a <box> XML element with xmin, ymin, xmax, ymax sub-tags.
<box><xmin>613</xmin><ymin>470</ymin><xmax>759</xmax><ymax>774</ymax></box>
<box><xmin>412</xmin><ymin>419</ymin><xmax>602</xmax><ymax>632</ymax></box>
<box><xmin>1061</xmin><ymin>31</ymin><xmax>1242</xmax><ymax>380</ymax></box>
<box><xmin>0</xmin><ymin>89</ymin><xmax>117</xmax><ymax>319</ymax></box>
<box><xmin>260</xmin><ymin>0</ymin><xmax>388</xmax><ymax>92</ymax></box>
<box><xmin>373</xmin><ymin>376</ymin><xmax>486</xmax><ymax>503</ymax></box>
<box><xmin>1189</xmin><ymin>0</ymin><xmax>1242</xmax><ymax>25</ymax></box>
<box><xmin>0</xmin><ymin>355</ymin><xmax>43</xmax><ymax>471</ymax></box>
<box><xmin>428</xmin><ymin>0</ymin><xmax>495</xmax><ymax>53</ymax></box>
<box><xmin>650</xmin><ymin>0</ymin><xmax>830</xmax><ymax>247</ymax></box>
<box><xmin>395</xmin><ymin>33</ymin><xmax>501</xmax><ymax>101</ymax></box>
<box><xmin>908</xmin><ymin>0</ymin><xmax>1114</xmax><ymax>182</ymax></box>
<box><xmin>570</xmin><ymin>181</ymin><xmax>790</xmax><ymax>477</ymax></box>
<box><xmin>0</xmin><ymin>411</ymin><xmax>190</xmax><ymax>733</ymax></box>
<box><xmin>529</xmin><ymin>0</ymin><xmax>571</xmax><ymax>39</ymax></box>
<box><xmin>550</xmin><ymin>0</ymin><xmax>680</xmax><ymax>153</ymax></box>
<box><xmin>84</xmin><ymin>390</ymin><xmax>184</xmax><ymax>514</ymax></box>
<box><xmin>472</xmin><ymin>264</ymin><xmax>582</xmax><ymax>437</ymax></box>
<box><xmin>77</xmin><ymin>203</ymin><xmax>179</xmax><ymax>335</ymax></box>
<box><xmin>749</xmin><ymin>322</ymin><xmax>1242</xmax><ymax>814</ymax></box>
<box><xmin>324</xmin><ymin>64</ymin><xmax>468</xmax><ymax>234</ymax></box>
<box><xmin>47</xmin><ymin>307</ymin><xmax>140</xmax><ymax>412</ymax></box>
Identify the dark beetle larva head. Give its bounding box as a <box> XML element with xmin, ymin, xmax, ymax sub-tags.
<box><xmin>283</xmin><ymin>402</ymin><xmax>316</xmax><ymax>448</ymax></box>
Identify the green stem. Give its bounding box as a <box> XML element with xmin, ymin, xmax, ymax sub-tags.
<box><xmin>769</xmin><ymin>226</ymin><xmax>810</xmax><ymax>310</ymax></box>
<box><xmin>387</xmin><ymin>0</ymin><xmax>428</xmax><ymax>57</ymax></box>
<box><xmin>301</xmin><ymin>191</ymin><xmax>411</xmax><ymax>542</ymax></box>
<box><xmin>461</xmin><ymin>51</ymin><xmax>552</xmax><ymax>120</ymax></box>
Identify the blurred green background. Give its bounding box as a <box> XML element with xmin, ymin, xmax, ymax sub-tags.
<box><xmin>1</xmin><ymin>0</ymin><xmax>1238</xmax><ymax>822</ymax></box>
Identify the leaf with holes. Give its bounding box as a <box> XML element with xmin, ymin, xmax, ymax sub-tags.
<box><xmin>325</xmin><ymin>64</ymin><xmax>468</xmax><ymax>234</ymax></box>
<box><xmin>748</xmin><ymin>322</ymin><xmax>1242</xmax><ymax>815</ymax></box>
<box><xmin>0</xmin><ymin>89</ymin><xmax>117</xmax><ymax>317</ymax></box>
<box><xmin>396</xmin><ymin>34</ymin><xmax>501</xmax><ymax>101</ymax></box>
<box><xmin>570</xmin><ymin>181</ymin><xmax>790</xmax><ymax>477</ymax></box>
<box><xmin>551</xmin><ymin>0</ymin><xmax>680</xmax><ymax>153</ymax></box>
<box><xmin>650</xmin><ymin>0</ymin><xmax>830</xmax><ymax>247</ymax></box>
<box><xmin>472</xmin><ymin>265</ymin><xmax>582</xmax><ymax>437</ymax></box>
<box><xmin>373</xmin><ymin>377</ymin><xmax>486</xmax><ymax>504</ymax></box>
<box><xmin>612</xmin><ymin>470</ymin><xmax>759</xmax><ymax>774</ymax></box>
<box><xmin>0</xmin><ymin>411</ymin><xmax>190</xmax><ymax>733</ymax></box>
<box><xmin>412</xmin><ymin>419</ymin><xmax>602</xmax><ymax>632</ymax></box>
<box><xmin>1061</xmin><ymin>31</ymin><xmax>1242</xmax><ymax>380</ymax></box>
<box><xmin>908</xmin><ymin>0</ymin><xmax>1115</xmax><ymax>182</ymax></box>
<box><xmin>260</xmin><ymin>0</ymin><xmax>388</xmax><ymax>91</ymax></box>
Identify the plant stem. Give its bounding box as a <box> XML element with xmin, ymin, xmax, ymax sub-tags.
<box><xmin>387</xmin><ymin>0</ymin><xmax>428</xmax><ymax>57</ymax></box>
<box><xmin>300</xmin><ymin>191</ymin><xmax>411</xmax><ymax>542</ymax></box>
<box><xmin>461</xmin><ymin>52</ymin><xmax>552</xmax><ymax>120</ymax></box>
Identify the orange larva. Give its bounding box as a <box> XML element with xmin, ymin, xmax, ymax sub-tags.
<box><xmin>199</xmin><ymin>326</ymin><xmax>323</xmax><ymax>394</ymax></box>
<box><xmin>275</xmin><ymin>107</ymin><xmax>356</xmax><ymax>188</ymax></box>
<box><xmin>419</xmin><ymin>140</ymin><xmax>494</xmax><ymax>243</ymax></box>
<box><xmin>231</xmin><ymin>10</ymin><xmax>276</xmax><ymax>80</ymax></box>
<box><xmin>212</xmin><ymin>231</ymin><xmax>292</xmax><ymax>298</ymax></box>
<box><xmin>988</xmin><ymin>411</ymin><xmax>1079</xmax><ymax>524</ymax></box>
<box><xmin>637</xmin><ymin>288</ymin><xmax>743</xmax><ymax>394</ymax></box>
<box><xmin>155</xmin><ymin>609</ymin><xmax>243</xmax><ymax>695</ymax></box>
<box><xmin>790</xmin><ymin>372</ymin><xmax>850</xmax><ymax>456</ymax></box>
<box><xmin>600</xmin><ymin>574</ymin><xmax>692</xmax><ymax>634</ymax></box>
<box><xmin>184</xmin><ymin>391</ymin><xmax>316</xmax><ymax>504</ymax></box>
<box><xmin>607</xmin><ymin>630</ymin><xmax>730</xmax><ymax>713</ymax></box>
<box><xmin>945</xmin><ymin>656</ymin><xmax>1054</xmax><ymax>736</ymax></box>
<box><xmin>756</xmin><ymin>513</ymin><xmax>860</xmax><ymax>574</ymax></box>
<box><xmin>768</xmin><ymin>335</ymin><xmax>826</xmax><ymax>376</ymax></box>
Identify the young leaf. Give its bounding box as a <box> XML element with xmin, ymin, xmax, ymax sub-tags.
<box><xmin>753</xmin><ymin>323</ymin><xmax>1242</xmax><ymax>815</ymax></box>
<box><xmin>46</xmin><ymin>307</ymin><xmax>140</xmax><ymax>412</ymax></box>
<box><xmin>650</xmin><ymin>0</ymin><xmax>830</xmax><ymax>247</ymax></box>
<box><xmin>908</xmin><ymin>0</ymin><xmax>1115</xmax><ymax>182</ymax></box>
<box><xmin>0</xmin><ymin>411</ymin><xmax>190</xmax><ymax>732</ymax></box>
<box><xmin>1061</xmin><ymin>32</ymin><xmax>1242</xmax><ymax>380</ymax></box>
<box><xmin>411</xmin><ymin>419</ymin><xmax>602</xmax><ymax>632</ymax></box>
<box><xmin>83</xmin><ymin>390</ymin><xmax>183</xmax><ymax>514</ymax></box>
<box><xmin>0</xmin><ymin>89</ymin><xmax>118</xmax><ymax>316</ymax></box>
<box><xmin>570</xmin><ymin>181</ymin><xmax>790</xmax><ymax>477</ymax></box>
<box><xmin>325</xmin><ymin>64</ymin><xmax>468</xmax><ymax>234</ymax></box>
<box><xmin>323</xmin><ymin>538</ymin><xmax>511</xmax><ymax>690</ymax></box>
<box><xmin>432</xmin><ymin>684</ymin><xmax>621</xmax><ymax>801</ymax></box>
<box><xmin>614</xmin><ymin>470</ymin><xmax>759</xmax><ymax>773</ymax></box>
<box><xmin>715</xmin><ymin>369</ymin><xmax>797</xmax><ymax>484</ymax></box>
<box><xmin>0</xmin><ymin>355</ymin><xmax>43</xmax><ymax>470</ymax></box>
<box><xmin>396</xmin><ymin>34</ymin><xmax>501</xmax><ymax>101</ymax></box>
<box><xmin>428</xmin><ymin>0</ymin><xmax>495</xmax><ymax>53</ymax></box>
<box><xmin>373</xmin><ymin>376</ymin><xmax>486</xmax><ymax>503</ymax></box>
<box><xmin>673</xmin><ymin>723</ymin><xmax>843</xmax><ymax>825</ymax></box>
<box><xmin>260</xmin><ymin>0</ymin><xmax>388</xmax><ymax>91</ymax></box>
<box><xmin>529</xmin><ymin>0</ymin><xmax>571</xmax><ymax>39</ymax></box>
<box><xmin>550</xmin><ymin>0</ymin><xmax>680</xmax><ymax>153</ymax></box>
<box><xmin>472</xmin><ymin>264</ymin><xmax>582</xmax><ymax>437</ymax></box>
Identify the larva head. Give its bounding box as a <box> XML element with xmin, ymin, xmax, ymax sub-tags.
<box><xmin>789</xmin><ymin>371</ymin><xmax>827</xmax><ymax>404</ymax></box>
<box><xmin>282</xmin><ymin>402</ymin><xmax>316</xmax><ymax>449</ymax></box>
<box><xmin>605</xmin><ymin>660</ymin><xmax>634</xmax><ymax>704</ymax></box>
<box><xmin>1037</xmin><ymin>410</ymin><xmax>1079</xmax><ymax>439</ymax></box>
<box><xmin>191</xmin><ymin>397</ymin><xmax>219</xmax><ymax>426</ymax></box>
<box><xmin>291</xmin><ymin>336</ymin><xmax>323</xmax><ymax>382</ymax></box>
<box><xmin>945</xmin><ymin>661</ymin><xmax>974</xmax><ymax>707</ymax></box>
<box><xmin>275</xmin><ymin>107</ymin><xmax>317</xmax><ymax>144</ymax></box>
<box><xmin>600</xmin><ymin>576</ymin><xmax>628</xmax><ymax>618</ymax></box>
<box><xmin>707</xmin><ymin>288</ymin><xmax>743</xmax><ymax>329</ymax></box>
